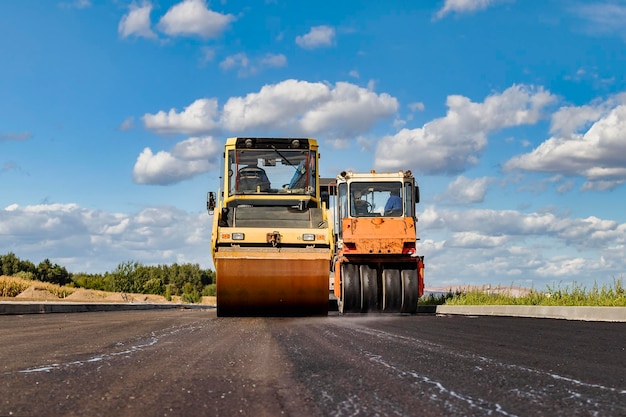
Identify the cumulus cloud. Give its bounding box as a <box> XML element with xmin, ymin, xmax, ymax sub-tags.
<box><xmin>435</xmin><ymin>0</ymin><xmax>508</xmax><ymax>19</ymax></box>
<box><xmin>295</xmin><ymin>25</ymin><xmax>336</xmax><ymax>49</ymax></box>
<box><xmin>157</xmin><ymin>0</ymin><xmax>234</xmax><ymax>39</ymax></box>
<box><xmin>447</xmin><ymin>231</ymin><xmax>508</xmax><ymax>248</ymax></box>
<box><xmin>374</xmin><ymin>84</ymin><xmax>556</xmax><ymax>174</ymax></box>
<box><xmin>417</xmin><ymin>205</ymin><xmax>626</xmax><ymax>286</ymax></box>
<box><xmin>219</xmin><ymin>52</ymin><xmax>287</xmax><ymax>77</ymax></box>
<box><xmin>132</xmin><ymin>136</ymin><xmax>221</xmax><ymax>185</ymax></box>
<box><xmin>505</xmin><ymin>99</ymin><xmax>626</xmax><ymax>191</ymax></box>
<box><xmin>220</xmin><ymin>79</ymin><xmax>398</xmax><ymax>137</ymax></box>
<box><xmin>435</xmin><ymin>176</ymin><xmax>493</xmax><ymax>205</ymax></box>
<box><xmin>0</xmin><ymin>203</ymin><xmax>213</xmax><ymax>274</ymax></box>
<box><xmin>143</xmin><ymin>98</ymin><xmax>220</xmax><ymax>135</ymax></box>
<box><xmin>118</xmin><ymin>2</ymin><xmax>156</xmax><ymax>39</ymax></box>
<box><xmin>139</xmin><ymin>79</ymin><xmax>398</xmax><ymax>183</ymax></box>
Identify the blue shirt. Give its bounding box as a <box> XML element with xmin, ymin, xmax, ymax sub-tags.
<box><xmin>384</xmin><ymin>195</ymin><xmax>402</xmax><ymax>212</ymax></box>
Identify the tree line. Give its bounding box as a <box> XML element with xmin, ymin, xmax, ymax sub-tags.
<box><xmin>0</xmin><ymin>252</ymin><xmax>216</xmax><ymax>302</ymax></box>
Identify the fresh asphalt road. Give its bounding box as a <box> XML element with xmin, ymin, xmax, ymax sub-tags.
<box><xmin>1</xmin><ymin>309</ymin><xmax>624</xmax><ymax>417</ymax></box>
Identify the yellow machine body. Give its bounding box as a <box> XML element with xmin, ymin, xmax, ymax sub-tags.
<box><xmin>209</xmin><ymin>137</ymin><xmax>333</xmax><ymax>316</ymax></box>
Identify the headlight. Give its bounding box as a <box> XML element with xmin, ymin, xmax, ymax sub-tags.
<box><xmin>232</xmin><ymin>232</ymin><xmax>245</xmax><ymax>240</ymax></box>
<box><xmin>302</xmin><ymin>233</ymin><xmax>315</xmax><ymax>241</ymax></box>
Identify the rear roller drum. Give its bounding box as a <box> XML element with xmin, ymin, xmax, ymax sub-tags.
<box><xmin>360</xmin><ymin>264</ymin><xmax>378</xmax><ymax>312</ymax></box>
<box><xmin>340</xmin><ymin>263</ymin><xmax>361</xmax><ymax>313</ymax></box>
<box><xmin>401</xmin><ymin>269</ymin><xmax>419</xmax><ymax>314</ymax></box>
<box><xmin>382</xmin><ymin>269</ymin><xmax>401</xmax><ymax>313</ymax></box>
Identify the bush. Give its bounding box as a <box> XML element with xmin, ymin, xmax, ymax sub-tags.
<box><xmin>202</xmin><ymin>284</ymin><xmax>216</xmax><ymax>297</ymax></box>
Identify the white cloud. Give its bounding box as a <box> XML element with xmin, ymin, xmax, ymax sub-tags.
<box><xmin>143</xmin><ymin>98</ymin><xmax>220</xmax><ymax>135</ymax></box>
<box><xmin>118</xmin><ymin>117</ymin><xmax>134</xmax><ymax>131</ymax></box>
<box><xmin>259</xmin><ymin>53</ymin><xmax>287</xmax><ymax>68</ymax></box>
<box><xmin>375</xmin><ymin>84</ymin><xmax>556</xmax><ymax>174</ymax></box>
<box><xmin>549</xmin><ymin>104</ymin><xmax>605</xmax><ymax>137</ymax></box>
<box><xmin>416</xmin><ymin>205</ymin><xmax>626</xmax><ymax>287</ymax></box>
<box><xmin>295</xmin><ymin>25</ymin><xmax>336</xmax><ymax>49</ymax></box>
<box><xmin>139</xmin><ymin>79</ymin><xmax>398</xmax><ymax>183</ymax></box>
<box><xmin>505</xmin><ymin>101</ymin><xmax>626</xmax><ymax>191</ymax></box>
<box><xmin>436</xmin><ymin>176</ymin><xmax>493</xmax><ymax>205</ymax></box>
<box><xmin>118</xmin><ymin>2</ymin><xmax>156</xmax><ymax>39</ymax></box>
<box><xmin>157</xmin><ymin>0</ymin><xmax>234</xmax><ymax>39</ymax></box>
<box><xmin>219</xmin><ymin>53</ymin><xmax>287</xmax><ymax>77</ymax></box>
<box><xmin>570</xmin><ymin>2</ymin><xmax>626</xmax><ymax>38</ymax></box>
<box><xmin>447</xmin><ymin>231</ymin><xmax>508</xmax><ymax>248</ymax></box>
<box><xmin>0</xmin><ymin>203</ymin><xmax>213</xmax><ymax>274</ymax></box>
<box><xmin>132</xmin><ymin>136</ymin><xmax>220</xmax><ymax>185</ymax></box>
<box><xmin>220</xmin><ymin>79</ymin><xmax>398</xmax><ymax>137</ymax></box>
<box><xmin>435</xmin><ymin>0</ymin><xmax>508</xmax><ymax>19</ymax></box>
<box><xmin>59</xmin><ymin>0</ymin><xmax>92</xmax><ymax>9</ymax></box>
<box><xmin>408</xmin><ymin>102</ymin><xmax>425</xmax><ymax>112</ymax></box>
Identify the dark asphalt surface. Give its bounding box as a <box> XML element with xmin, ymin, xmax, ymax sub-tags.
<box><xmin>1</xmin><ymin>309</ymin><xmax>624</xmax><ymax>416</ymax></box>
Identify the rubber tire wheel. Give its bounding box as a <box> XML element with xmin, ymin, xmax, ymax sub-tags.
<box><xmin>382</xmin><ymin>269</ymin><xmax>401</xmax><ymax>313</ymax></box>
<box><xmin>360</xmin><ymin>264</ymin><xmax>378</xmax><ymax>312</ymax></box>
<box><xmin>340</xmin><ymin>263</ymin><xmax>361</xmax><ymax>313</ymax></box>
<box><xmin>401</xmin><ymin>269</ymin><xmax>419</xmax><ymax>314</ymax></box>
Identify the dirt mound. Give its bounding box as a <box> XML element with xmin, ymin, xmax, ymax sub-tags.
<box><xmin>15</xmin><ymin>286</ymin><xmax>60</xmax><ymax>301</ymax></box>
<box><xmin>103</xmin><ymin>292</ymin><xmax>133</xmax><ymax>302</ymax></box>
<box><xmin>64</xmin><ymin>288</ymin><xmax>108</xmax><ymax>302</ymax></box>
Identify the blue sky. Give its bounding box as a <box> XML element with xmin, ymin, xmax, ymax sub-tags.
<box><xmin>2</xmin><ymin>0</ymin><xmax>626</xmax><ymax>290</ymax></box>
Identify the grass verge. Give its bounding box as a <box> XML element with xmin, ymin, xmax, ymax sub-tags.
<box><xmin>431</xmin><ymin>278</ymin><xmax>626</xmax><ymax>307</ymax></box>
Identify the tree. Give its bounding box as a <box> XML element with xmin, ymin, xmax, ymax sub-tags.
<box><xmin>36</xmin><ymin>259</ymin><xmax>71</xmax><ymax>286</ymax></box>
<box><xmin>111</xmin><ymin>261</ymin><xmax>141</xmax><ymax>293</ymax></box>
<box><xmin>1</xmin><ymin>252</ymin><xmax>36</xmax><ymax>277</ymax></box>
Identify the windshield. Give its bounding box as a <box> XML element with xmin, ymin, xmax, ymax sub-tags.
<box><xmin>349</xmin><ymin>181</ymin><xmax>404</xmax><ymax>217</ymax></box>
<box><xmin>227</xmin><ymin>149</ymin><xmax>316</xmax><ymax>196</ymax></box>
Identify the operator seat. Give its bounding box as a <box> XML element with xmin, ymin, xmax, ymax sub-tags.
<box><xmin>237</xmin><ymin>166</ymin><xmax>271</xmax><ymax>192</ymax></box>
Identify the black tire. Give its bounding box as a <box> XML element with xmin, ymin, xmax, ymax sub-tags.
<box><xmin>382</xmin><ymin>269</ymin><xmax>401</xmax><ymax>313</ymax></box>
<box><xmin>401</xmin><ymin>269</ymin><xmax>419</xmax><ymax>314</ymax></box>
<box><xmin>340</xmin><ymin>263</ymin><xmax>361</xmax><ymax>313</ymax></box>
<box><xmin>360</xmin><ymin>264</ymin><xmax>378</xmax><ymax>312</ymax></box>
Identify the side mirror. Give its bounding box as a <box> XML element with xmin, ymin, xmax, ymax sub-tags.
<box><xmin>207</xmin><ymin>192</ymin><xmax>216</xmax><ymax>214</ymax></box>
<box><xmin>415</xmin><ymin>186</ymin><xmax>420</xmax><ymax>204</ymax></box>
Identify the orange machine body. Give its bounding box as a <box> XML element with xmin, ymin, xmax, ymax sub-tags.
<box><xmin>328</xmin><ymin>170</ymin><xmax>424</xmax><ymax>314</ymax></box>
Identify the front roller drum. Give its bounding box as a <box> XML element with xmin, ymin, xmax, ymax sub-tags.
<box><xmin>215</xmin><ymin>252</ymin><xmax>330</xmax><ymax>317</ymax></box>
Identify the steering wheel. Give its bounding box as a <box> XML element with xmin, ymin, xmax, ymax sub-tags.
<box><xmin>354</xmin><ymin>200</ymin><xmax>372</xmax><ymax>214</ymax></box>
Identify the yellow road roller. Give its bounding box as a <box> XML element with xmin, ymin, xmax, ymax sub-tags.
<box><xmin>207</xmin><ymin>137</ymin><xmax>333</xmax><ymax>316</ymax></box>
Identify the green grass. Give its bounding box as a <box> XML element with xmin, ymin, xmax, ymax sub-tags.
<box><xmin>431</xmin><ymin>277</ymin><xmax>626</xmax><ymax>307</ymax></box>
